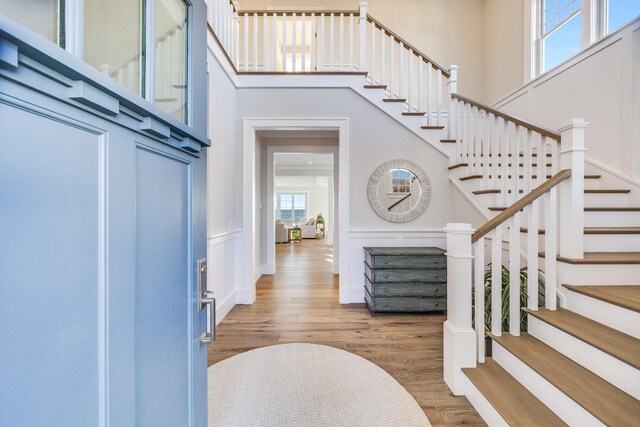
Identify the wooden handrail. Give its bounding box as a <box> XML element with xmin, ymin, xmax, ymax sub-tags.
<box><xmin>366</xmin><ymin>14</ymin><xmax>450</xmax><ymax>77</ymax></box>
<box><xmin>238</xmin><ymin>10</ymin><xmax>359</xmax><ymax>16</ymax></box>
<box><xmin>472</xmin><ymin>169</ymin><xmax>571</xmax><ymax>243</ymax></box>
<box><xmin>452</xmin><ymin>93</ymin><xmax>561</xmax><ymax>141</ymax></box>
<box><xmin>387</xmin><ymin>193</ymin><xmax>412</xmax><ymax>211</ymax></box>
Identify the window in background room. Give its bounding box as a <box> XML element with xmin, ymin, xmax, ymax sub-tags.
<box><xmin>606</xmin><ymin>0</ymin><xmax>640</xmax><ymax>34</ymax></box>
<box><xmin>84</xmin><ymin>0</ymin><xmax>143</xmax><ymax>96</ymax></box>
<box><xmin>0</xmin><ymin>0</ymin><xmax>62</xmax><ymax>46</ymax></box>
<box><xmin>277</xmin><ymin>193</ymin><xmax>307</xmax><ymax>223</ymax></box>
<box><xmin>542</xmin><ymin>0</ymin><xmax>582</xmax><ymax>72</ymax></box>
<box><xmin>390</xmin><ymin>170</ymin><xmax>412</xmax><ymax>194</ymax></box>
<box><xmin>154</xmin><ymin>0</ymin><xmax>188</xmax><ymax>123</ymax></box>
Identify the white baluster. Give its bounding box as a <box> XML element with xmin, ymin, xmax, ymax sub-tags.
<box><xmin>253</xmin><ymin>13</ymin><xmax>258</xmax><ymax>71</ymax></box>
<box><xmin>501</xmin><ymin>120</ymin><xmax>510</xmax><ymax>206</ymax></box>
<box><xmin>301</xmin><ymin>14</ymin><xmax>306</xmax><ymax>72</ymax></box>
<box><xmin>263</xmin><ymin>13</ymin><xmax>267</xmax><ymax>71</ymax></box>
<box><xmin>339</xmin><ymin>13</ymin><xmax>344</xmax><ymax>71</ymax></box>
<box><xmin>474</xmin><ymin>238</ymin><xmax>486</xmax><ymax>363</ymax></box>
<box><xmin>436</xmin><ymin>69</ymin><xmax>442</xmax><ymax>126</ymax></box>
<box><xmin>469</xmin><ymin>106</ymin><xmax>477</xmax><ymax>175</ymax></box>
<box><xmin>527</xmin><ymin>200</ymin><xmax>540</xmax><ymax>310</ymax></box>
<box><xmin>292</xmin><ymin>13</ymin><xmax>297</xmax><ymax>71</ymax></box>
<box><xmin>233</xmin><ymin>3</ymin><xmax>240</xmax><ymax>68</ymax></box>
<box><xmin>544</xmin><ymin>188</ymin><xmax>558</xmax><ymax>310</ymax></box>
<box><xmin>349</xmin><ymin>13</ymin><xmax>354</xmax><ymax>71</ymax></box>
<box><xmin>481</xmin><ymin>112</ymin><xmax>490</xmax><ymax>190</ymax></box>
<box><xmin>329</xmin><ymin>13</ymin><xmax>334</xmax><ymax>71</ymax></box>
<box><xmin>282</xmin><ymin>13</ymin><xmax>287</xmax><ymax>71</ymax></box>
<box><xmin>399</xmin><ymin>42</ymin><xmax>404</xmax><ymax>100</ymax></box>
<box><xmin>272</xmin><ymin>13</ymin><xmax>277</xmax><ymax>71</ymax></box>
<box><xmin>370</xmin><ymin>21</ymin><xmax>376</xmax><ymax>83</ymax></box>
<box><xmin>243</xmin><ymin>13</ymin><xmax>249</xmax><ymax>71</ymax></box>
<box><xmin>389</xmin><ymin>37</ymin><xmax>394</xmax><ymax>97</ymax></box>
<box><xmin>427</xmin><ymin>65</ymin><xmax>433</xmax><ymax>126</ymax></box>
<box><xmin>407</xmin><ymin>50</ymin><xmax>413</xmax><ymax>111</ymax></box>
<box><xmin>311</xmin><ymin>14</ymin><xmax>316</xmax><ymax>71</ymax></box>
<box><xmin>319</xmin><ymin>14</ymin><xmax>325</xmax><ymax>71</ymax></box>
<box><xmin>380</xmin><ymin>28</ymin><xmax>385</xmax><ymax>85</ymax></box>
<box><xmin>418</xmin><ymin>60</ymin><xmax>423</xmax><ymax>113</ymax></box>
<box><xmin>524</xmin><ymin>129</ymin><xmax>533</xmax><ymax>194</ymax></box>
<box><xmin>509</xmin><ymin>213</ymin><xmax>521</xmax><ymax>336</ymax></box>
<box><xmin>491</xmin><ymin>226</ymin><xmax>503</xmax><ymax>335</ymax></box>
<box><xmin>492</xmin><ymin>115</ymin><xmax>500</xmax><ymax>189</ymax></box>
<box><xmin>359</xmin><ymin>3</ymin><xmax>367</xmax><ymax>71</ymax></box>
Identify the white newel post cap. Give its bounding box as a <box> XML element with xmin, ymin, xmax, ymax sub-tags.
<box><xmin>558</xmin><ymin>118</ymin><xmax>589</xmax><ymax>132</ymax></box>
<box><xmin>359</xmin><ymin>2</ymin><xmax>368</xmax><ymax>14</ymax></box>
<box><xmin>233</xmin><ymin>1</ymin><xmax>240</xmax><ymax>9</ymax></box>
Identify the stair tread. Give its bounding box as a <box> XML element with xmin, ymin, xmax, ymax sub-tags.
<box><xmin>383</xmin><ymin>98</ymin><xmax>406</xmax><ymax>102</ymax></box>
<box><xmin>585</xmin><ymin>189</ymin><xmax>631</xmax><ymax>193</ymax></box>
<box><xmin>448</xmin><ymin>163</ymin><xmax>468</xmax><ymax>170</ymax></box>
<box><xmin>402</xmin><ymin>112</ymin><xmax>426</xmax><ymax>116</ymax></box>
<box><xmin>522</xmin><ymin>307</ymin><xmax>640</xmax><ymax>369</ymax></box>
<box><xmin>473</xmin><ymin>189</ymin><xmax>501</xmax><ymax>195</ymax></box>
<box><xmin>463</xmin><ymin>359</ymin><xmax>566</xmax><ymax>427</ymax></box>
<box><xmin>563</xmin><ymin>285</ymin><xmax>640</xmax><ymax>313</ymax></box>
<box><xmin>490</xmin><ymin>333</ymin><xmax>640</xmax><ymax>426</ymax></box>
<box><xmin>423</xmin><ymin>126</ymin><xmax>445</xmax><ymax>129</ymax></box>
<box><xmin>585</xmin><ymin>207</ymin><xmax>640</xmax><ymax>212</ymax></box>
<box><xmin>364</xmin><ymin>84</ymin><xmax>387</xmax><ymax>89</ymax></box>
<box><xmin>522</xmin><ymin>227</ymin><xmax>640</xmax><ymax>235</ymax></box>
<box><xmin>539</xmin><ymin>251</ymin><xmax>640</xmax><ymax>264</ymax></box>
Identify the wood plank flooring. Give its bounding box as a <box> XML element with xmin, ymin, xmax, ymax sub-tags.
<box><xmin>208</xmin><ymin>238</ymin><xmax>485</xmax><ymax>426</ymax></box>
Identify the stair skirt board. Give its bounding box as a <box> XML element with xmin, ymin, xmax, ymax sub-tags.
<box><xmin>562</xmin><ymin>287</ymin><xmax>640</xmax><ymax>339</ymax></box>
<box><xmin>462</xmin><ymin>375</ymin><xmax>510</xmax><ymax>427</ymax></box>
<box><xmin>528</xmin><ymin>315</ymin><xmax>640</xmax><ymax>400</ymax></box>
<box><xmin>491</xmin><ymin>341</ymin><xmax>605</xmax><ymax>426</ymax></box>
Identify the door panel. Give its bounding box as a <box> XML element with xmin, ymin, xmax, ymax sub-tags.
<box><xmin>134</xmin><ymin>147</ymin><xmax>190</xmax><ymax>427</ymax></box>
<box><xmin>0</xmin><ymin>105</ymin><xmax>101</xmax><ymax>426</ymax></box>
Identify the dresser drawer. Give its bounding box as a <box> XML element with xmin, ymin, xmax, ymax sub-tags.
<box><xmin>365</xmin><ymin>263</ymin><xmax>445</xmax><ymax>283</ymax></box>
<box><xmin>364</xmin><ymin>247</ymin><xmax>446</xmax><ymax>269</ymax></box>
<box><xmin>365</xmin><ymin>289</ymin><xmax>446</xmax><ymax>313</ymax></box>
<box><xmin>365</xmin><ymin>276</ymin><xmax>445</xmax><ymax>297</ymax></box>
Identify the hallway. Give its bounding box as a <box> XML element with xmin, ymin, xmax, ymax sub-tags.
<box><xmin>208</xmin><ymin>239</ymin><xmax>483</xmax><ymax>426</ymax></box>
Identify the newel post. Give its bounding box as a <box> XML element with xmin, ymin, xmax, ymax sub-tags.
<box><xmin>443</xmin><ymin>223</ymin><xmax>476</xmax><ymax>396</ymax></box>
<box><xmin>447</xmin><ymin>64</ymin><xmax>459</xmax><ymax>140</ymax></box>
<box><xmin>358</xmin><ymin>2</ymin><xmax>368</xmax><ymax>71</ymax></box>
<box><xmin>558</xmin><ymin>119</ymin><xmax>589</xmax><ymax>260</ymax></box>
<box><xmin>232</xmin><ymin>1</ymin><xmax>240</xmax><ymax>67</ymax></box>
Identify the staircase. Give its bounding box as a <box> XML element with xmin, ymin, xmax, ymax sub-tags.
<box><xmin>206</xmin><ymin>1</ymin><xmax>640</xmax><ymax>425</ymax></box>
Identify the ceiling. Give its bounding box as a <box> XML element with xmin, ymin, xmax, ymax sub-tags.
<box><xmin>274</xmin><ymin>153</ymin><xmax>334</xmax><ymax>169</ymax></box>
<box><xmin>257</xmin><ymin>129</ymin><xmax>339</xmax><ymax>139</ymax></box>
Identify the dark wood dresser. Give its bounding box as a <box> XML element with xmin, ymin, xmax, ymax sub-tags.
<box><xmin>363</xmin><ymin>247</ymin><xmax>447</xmax><ymax>315</ymax></box>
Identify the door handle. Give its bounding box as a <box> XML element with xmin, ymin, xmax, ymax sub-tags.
<box><xmin>200</xmin><ymin>292</ymin><xmax>216</xmax><ymax>347</ymax></box>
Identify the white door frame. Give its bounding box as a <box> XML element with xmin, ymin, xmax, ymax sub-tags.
<box><xmin>241</xmin><ymin>118</ymin><xmax>349</xmax><ymax>304</ymax></box>
<box><xmin>267</xmin><ymin>145</ymin><xmax>338</xmax><ymax>274</ymax></box>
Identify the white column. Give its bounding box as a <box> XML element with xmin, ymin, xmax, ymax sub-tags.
<box><xmin>558</xmin><ymin>119</ymin><xmax>589</xmax><ymax>259</ymax></box>
<box><xmin>443</xmin><ymin>223</ymin><xmax>477</xmax><ymax>396</ymax></box>
<box><xmin>358</xmin><ymin>2</ymin><xmax>368</xmax><ymax>71</ymax></box>
<box><xmin>447</xmin><ymin>65</ymin><xmax>458</xmax><ymax>139</ymax></box>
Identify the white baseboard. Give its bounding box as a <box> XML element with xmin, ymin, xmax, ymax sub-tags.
<box><xmin>348</xmin><ymin>287</ymin><xmax>365</xmax><ymax>304</ymax></box>
<box><xmin>263</xmin><ymin>263</ymin><xmax>276</xmax><ymax>275</ymax></box>
<box><xmin>236</xmin><ymin>287</ymin><xmax>256</xmax><ymax>305</ymax></box>
<box><xmin>215</xmin><ymin>290</ymin><xmax>236</xmax><ymax>325</ymax></box>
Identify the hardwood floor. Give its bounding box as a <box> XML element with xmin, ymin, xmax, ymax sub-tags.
<box><xmin>208</xmin><ymin>238</ymin><xmax>485</xmax><ymax>426</ymax></box>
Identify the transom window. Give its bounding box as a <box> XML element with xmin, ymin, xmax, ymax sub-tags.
<box><xmin>276</xmin><ymin>193</ymin><xmax>307</xmax><ymax>223</ymax></box>
<box><xmin>541</xmin><ymin>0</ymin><xmax>582</xmax><ymax>72</ymax></box>
<box><xmin>390</xmin><ymin>170</ymin><xmax>412</xmax><ymax>194</ymax></box>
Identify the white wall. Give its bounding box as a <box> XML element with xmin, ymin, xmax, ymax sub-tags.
<box><xmin>206</xmin><ymin>48</ymin><xmax>243</xmax><ymax>322</ymax></box>
<box><xmin>494</xmin><ymin>19</ymin><xmax>640</xmax><ymax>181</ymax></box>
<box><xmin>236</xmin><ymin>87</ymin><xmax>451</xmax><ymax>302</ymax></box>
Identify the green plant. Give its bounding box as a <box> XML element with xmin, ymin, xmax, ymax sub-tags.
<box><xmin>472</xmin><ymin>264</ymin><xmax>545</xmax><ymax>332</ymax></box>
<box><xmin>316</xmin><ymin>213</ymin><xmax>324</xmax><ymax>220</ymax></box>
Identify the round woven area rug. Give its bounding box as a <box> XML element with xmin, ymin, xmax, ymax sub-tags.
<box><xmin>208</xmin><ymin>343</ymin><xmax>431</xmax><ymax>426</ymax></box>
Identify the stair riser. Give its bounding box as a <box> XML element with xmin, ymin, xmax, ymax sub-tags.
<box><xmin>585</xmin><ymin>193</ymin><xmax>633</xmax><ymax>207</ymax></box>
<box><xmin>584</xmin><ymin>233</ymin><xmax>640</xmax><ymax>252</ymax></box>
<box><xmin>562</xmin><ymin>288</ymin><xmax>640</xmax><ymax>339</ymax></box>
<box><xmin>584</xmin><ymin>211</ymin><xmax>640</xmax><ymax>227</ymax></box>
<box><xmin>556</xmin><ymin>262</ymin><xmax>640</xmax><ymax>285</ymax></box>
<box><xmin>528</xmin><ymin>316</ymin><xmax>640</xmax><ymax>399</ymax></box>
<box><xmin>462</xmin><ymin>376</ymin><xmax>510</xmax><ymax>427</ymax></box>
<box><xmin>492</xmin><ymin>341</ymin><xmax>605</xmax><ymax>426</ymax></box>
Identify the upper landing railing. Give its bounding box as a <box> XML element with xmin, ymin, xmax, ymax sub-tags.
<box><xmin>206</xmin><ymin>0</ymin><xmax>455</xmax><ymax>126</ymax></box>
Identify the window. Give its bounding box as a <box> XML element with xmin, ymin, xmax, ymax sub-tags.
<box><xmin>84</xmin><ymin>0</ymin><xmax>143</xmax><ymax>96</ymax></box>
<box><xmin>277</xmin><ymin>193</ymin><xmax>307</xmax><ymax>223</ymax></box>
<box><xmin>154</xmin><ymin>0</ymin><xmax>188</xmax><ymax>122</ymax></box>
<box><xmin>0</xmin><ymin>0</ymin><xmax>62</xmax><ymax>45</ymax></box>
<box><xmin>606</xmin><ymin>0</ymin><xmax>640</xmax><ymax>34</ymax></box>
<box><xmin>541</xmin><ymin>0</ymin><xmax>582</xmax><ymax>72</ymax></box>
<box><xmin>390</xmin><ymin>170</ymin><xmax>412</xmax><ymax>194</ymax></box>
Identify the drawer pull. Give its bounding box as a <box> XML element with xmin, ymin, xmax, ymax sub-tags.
<box><xmin>384</xmin><ymin>302</ymin><xmax>389</xmax><ymax>307</ymax></box>
<box><xmin>435</xmin><ymin>302</ymin><xmax>440</xmax><ymax>306</ymax></box>
<box><xmin>384</xmin><ymin>288</ymin><xmax>388</xmax><ymax>292</ymax></box>
<box><xmin>435</xmin><ymin>288</ymin><xmax>439</xmax><ymax>292</ymax></box>
<box><xmin>383</xmin><ymin>260</ymin><xmax>389</xmax><ymax>265</ymax></box>
<box><xmin>434</xmin><ymin>260</ymin><xmax>439</xmax><ymax>264</ymax></box>
<box><xmin>384</xmin><ymin>274</ymin><xmax>388</xmax><ymax>278</ymax></box>
<box><xmin>434</xmin><ymin>274</ymin><xmax>439</xmax><ymax>278</ymax></box>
